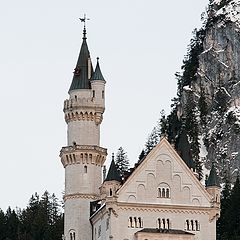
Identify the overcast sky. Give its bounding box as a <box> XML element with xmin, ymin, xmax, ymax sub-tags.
<box><xmin>0</xmin><ymin>0</ymin><xmax>209</xmax><ymax>211</ymax></box>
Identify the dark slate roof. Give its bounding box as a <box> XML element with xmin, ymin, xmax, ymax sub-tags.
<box><xmin>176</xmin><ymin>127</ymin><xmax>195</xmax><ymax>170</ymax></box>
<box><xmin>91</xmin><ymin>58</ymin><xmax>105</xmax><ymax>81</ymax></box>
<box><xmin>206</xmin><ymin>163</ymin><xmax>221</xmax><ymax>187</ymax></box>
<box><xmin>105</xmin><ymin>157</ymin><xmax>122</xmax><ymax>182</ymax></box>
<box><xmin>137</xmin><ymin>228</ymin><xmax>194</xmax><ymax>235</ymax></box>
<box><xmin>69</xmin><ymin>27</ymin><xmax>93</xmax><ymax>92</ymax></box>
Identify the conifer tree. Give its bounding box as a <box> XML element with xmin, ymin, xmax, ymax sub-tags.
<box><xmin>217</xmin><ymin>171</ymin><xmax>231</xmax><ymax>240</ymax></box>
<box><xmin>115</xmin><ymin>147</ymin><xmax>130</xmax><ymax>179</ymax></box>
<box><xmin>144</xmin><ymin>126</ymin><xmax>160</xmax><ymax>155</ymax></box>
<box><xmin>138</xmin><ymin>150</ymin><xmax>145</xmax><ymax>162</ymax></box>
<box><xmin>198</xmin><ymin>86</ymin><xmax>208</xmax><ymax>126</ymax></box>
<box><xmin>224</xmin><ymin>177</ymin><xmax>240</xmax><ymax>239</ymax></box>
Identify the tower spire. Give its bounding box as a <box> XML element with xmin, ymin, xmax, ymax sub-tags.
<box><xmin>69</xmin><ymin>15</ymin><xmax>92</xmax><ymax>91</ymax></box>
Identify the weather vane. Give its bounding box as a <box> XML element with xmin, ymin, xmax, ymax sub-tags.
<box><xmin>79</xmin><ymin>14</ymin><xmax>90</xmax><ymax>28</ymax></box>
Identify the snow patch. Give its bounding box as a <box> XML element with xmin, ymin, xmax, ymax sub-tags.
<box><xmin>213</xmin><ymin>0</ymin><xmax>240</xmax><ymax>28</ymax></box>
<box><xmin>183</xmin><ymin>85</ymin><xmax>192</xmax><ymax>92</ymax></box>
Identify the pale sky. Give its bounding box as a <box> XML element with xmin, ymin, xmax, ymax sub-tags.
<box><xmin>0</xmin><ymin>0</ymin><xmax>209</xmax><ymax>211</ymax></box>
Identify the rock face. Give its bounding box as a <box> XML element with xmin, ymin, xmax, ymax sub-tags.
<box><xmin>191</xmin><ymin>0</ymin><xmax>240</xmax><ymax>178</ymax></box>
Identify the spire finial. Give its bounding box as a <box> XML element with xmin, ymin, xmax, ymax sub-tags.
<box><xmin>79</xmin><ymin>14</ymin><xmax>90</xmax><ymax>39</ymax></box>
<box><xmin>112</xmin><ymin>153</ymin><xmax>115</xmax><ymax>161</ymax></box>
<box><xmin>97</xmin><ymin>57</ymin><xmax>99</xmax><ymax>62</ymax></box>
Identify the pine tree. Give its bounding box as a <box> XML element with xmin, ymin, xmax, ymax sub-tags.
<box><xmin>198</xmin><ymin>86</ymin><xmax>208</xmax><ymax>126</ymax></box>
<box><xmin>144</xmin><ymin>126</ymin><xmax>160</xmax><ymax>155</ymax></box>
<box><xmin>115</xmin><ymin>147</ymin><xmax>130</xmax><ymax>179</ymax></box>
<box><xmin>185</xmin><ymin>92</ymin><xmax>203</xmax><ymax>179</ymax></box>
<box><xmin>224</xmin><ymin>177</ymin><xmax>240</xmax><ymax>239</ymax></box>
<box><xmin>159</xmin><ymin>110</ymin><xmax>168</xmax><ymax>137</ymax></box>
<box><xmin>217</xmin><ymin>171</ymin><xmax>231</xmax><ymax>240</ymax></box>
<box><xmin>0</xmin><ymin>209</ymin><xmax>7</xmax><ymax>240</ymax></box>
<box><xmin>138</xmin><ymin>150</ymin><xmax>145</xmax><ymax>162</ymax></box>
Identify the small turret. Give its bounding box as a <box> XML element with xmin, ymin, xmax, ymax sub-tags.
<box><xmin>100</xmin><ymin>154</ymin><xmax>121</xmax><ymax>201</ymax></box>
<box><xmin>206</xmin><ymin>163</ymin><xmax>221</xmax><ymax>206</ymax></box>
<box><xmin>90</xmin><ymin>58</ymin><xmax>106</xmax><ymax>114</ymax></box>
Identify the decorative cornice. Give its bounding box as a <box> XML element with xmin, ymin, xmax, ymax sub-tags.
<box><xmin>64</xmin><ymin>193</ymin><xmax>99</xmax><ymax>201</ymax></box>
<box><xmin>116</xmin><ymin>202</ymin><xmax>218</xmax><ymax>216</ymax></box>
<box><xmin>60</xmin><ymin>145</ymin><xmax>107</xmax><ymax>167</ymax></box>
<box><xmin>63</xmin><ymin>98</ymin><xmax>105</xmax><ymax>125</ymax></box>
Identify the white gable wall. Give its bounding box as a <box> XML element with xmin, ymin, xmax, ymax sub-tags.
<box><xmin>118</xmin><ymin>139</ymin><xmax>211</xmax><ymax>207</ymax></box>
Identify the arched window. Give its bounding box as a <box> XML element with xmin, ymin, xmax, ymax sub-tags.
<box><xmin>93</xmin><ymin>90</ymin><xmax>95</xmax><ymax>98</ymax></box>
<box><xmin>102</xmin><ymin>90</ymin><xmax>104</xmax><ymax>98</ymax></box>
<box><xmin>167</xmin><ymin>219</ymin><xmax>170</xmax><ymax>229</ymax></box>
<box><xmin>69</xmin><ymin>231</ymin><xmax>76</xmax><ymax>240</ymax></box>
<box><xmin>166</xmin><ymin>188</ymin><xmax>170</xmax><ymax>198</ymax></box>
<box><xmin>109</xmin><ymin>188</ymin><xmax>113</xmax><ymax>196</ymax></box>
<box><xmin>138</xmin><ymin>217</ymin><xmax>142</xmax><ymax>228</ymax></box>
<box><xmin>157</xmin><ymin>218</ymin><xmax>161</xmax><ymax>229</ymax></box>
<box><xmin>162</xmin><ymin>188</ymin><xmax>165</xmax><ymax>198</ymax></box>
<box><xmin>134</xmin><ymin>217</ymin><xmax>137</xmax><ymax>228</ymax></box>
<box><xmin>186</xmin><ymin>220</ymin><xmax>190</xmax><ymax>231</ymax></box>
<box><xmin>191</xmin><ymin>220</ymin><xmax>194</xmax><ymax>231</ymax></box>
<box><xmin>84</xmin><ymin>166</ymin><xmax>87</xmax><ymax>173</ymax></box>
<box><xmin>162</xmin><ymin>218</ymin><xmax>166</xmax><ymax>229</ymax></box>
<box><xmin>195</xmin><ymin>220</ymin><xmax>200</xmax><ymax>231</ymax></box>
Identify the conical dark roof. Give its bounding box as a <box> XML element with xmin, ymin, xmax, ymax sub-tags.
<box><xmin>206</xmin><ymin>163</ymin><xmax>220</xmax><ymax>187</ymax></box>
<box><xmin>176</xmin><ymin>127</ymin><xmax>195</xmax><ymax>170</ymax></box>
<box><xmin>91</xmin><ymin>58</ymin><xmax>105</xmax><ymax>81</ymax></box>
<box><xmin>105</xmin><ymin>157</ymin><xmax>121</xmax><ymax>182</ymax></box>
<box><xmin>69</xmin><ymin>27</ymin><xmax>93</xmax><ymax>92</ymax></box>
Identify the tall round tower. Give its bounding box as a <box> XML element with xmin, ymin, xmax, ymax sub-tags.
<box><xmin>60</xmin><ymin>25</ymin><xmax>107</xmax><ymax>240</ymax></box>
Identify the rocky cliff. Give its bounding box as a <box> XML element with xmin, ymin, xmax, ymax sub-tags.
<box><xmin>184</xmin><ymin>0</ymin><xmax>240</xmax><ymax>179</ymax></box>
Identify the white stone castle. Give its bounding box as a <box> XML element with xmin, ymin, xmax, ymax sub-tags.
<box><xmin>60</xmin><ymin>25</ymin><xmax>220</xmax><ymax>240</ymax></box>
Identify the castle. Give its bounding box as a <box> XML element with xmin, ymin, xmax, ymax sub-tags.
<box><xmin>60</xmin><ymin>25</ymin><xmax>220</xmax><ymax>240</ymax></box>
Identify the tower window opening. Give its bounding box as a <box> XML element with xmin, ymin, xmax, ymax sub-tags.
<box><xmin>102</xmin><ymin>90</ymin><xmax>104</xmax><ymax>98</ymax></box>
<box><xmin>109</xmin><ymin>188</ymin><xmax>113</xmax><ymax>196</ymax></box>
<box><xmin>93</xmin><ymin>90</ymin><xmax>95</xmax><ymax>98</ymax></box>
<box><xmin>74</xmin><ymin>95</ymin><xmax>77</xmax><ymax>100</ymax></box>
<box><xmin>84</xmin><ymin>166</ymin><xmax>87</xmax><ymax>173</ymax></box>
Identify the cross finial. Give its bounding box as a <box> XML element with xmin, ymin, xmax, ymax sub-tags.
<box><xmin>79</xmin><ymin>14</ymin><xmax>90</xmax><ymax>39</ymax></box>
<box><xmin>79</xmin><ymin>14</ymin><xmax>90</xmax><ymax>27</ymax></box>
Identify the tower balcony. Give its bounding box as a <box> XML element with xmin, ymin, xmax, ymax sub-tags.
<box><xmin>64</xmin><ymin>98</ymin><xmax>105</xmax><ymax>125</ymax></box>
<box><xmin>60</xmin><ymin>145</ymin><xmax>107</xmax><ymax>168</ymax></box>
<box><xmin>64</xmin><ymin>98</ymin><xmax>105</xmax><ymax>112</ymax></box>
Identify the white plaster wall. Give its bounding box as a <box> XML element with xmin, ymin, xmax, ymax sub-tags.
<box><xmin>68</xmin><ymin>121</ymin><xmax>100</xmax><ymax>146</ymax></box>
<box><xmin>109</xmin><ymin>207</ymin><xmax>215</xmax><ymax>240</ymax></box>
<box><xmin>65</xmin><ymin>164</ymin><xmax>102</xmax><ymax>195</ymax></box>
<box><xmin>64</xmin><ymin>198</ymin><xmax>92</xmax><ymax>240</ymax></box>
<box><xmin>92</xmin><ymin>212</ymin><xmax>110</xmax><ymax>240</ymax></box>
